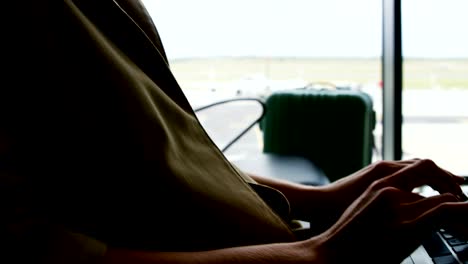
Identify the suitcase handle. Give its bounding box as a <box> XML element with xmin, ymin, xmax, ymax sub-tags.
<box><xmin>302</xmin><ymin>82</ymin><xmax>359</xmax><ymax>91</ymax></box>
<box><xmin>303</xmin><ymin>81</ymin><xmax>337</xmax><ymax>90</ymax></box>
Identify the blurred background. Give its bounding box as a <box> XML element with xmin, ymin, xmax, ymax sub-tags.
<box><xmin>142</xmin><ymin>0</ymin><xmax>468</xmax><ymax>176</ymax></box>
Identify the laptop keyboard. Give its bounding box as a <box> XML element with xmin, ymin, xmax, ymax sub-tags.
<box><xmin>422</xmin><ymin>229</ymin><xmax>468</xmax><ymax>264</ymax></box>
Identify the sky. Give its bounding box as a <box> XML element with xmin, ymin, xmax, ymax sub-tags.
<box><xmin>141</xmin><ymin>0</ymin><xmax>468</xmax><ymax>59</ymax></box>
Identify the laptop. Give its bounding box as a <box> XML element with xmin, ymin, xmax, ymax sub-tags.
<box><xmin>402</xmin><ymin>185</ymin><xmax>468</xmax><ymax>264</ymax></box>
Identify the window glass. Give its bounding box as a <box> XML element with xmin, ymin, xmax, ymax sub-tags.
<box><xmin>142</xmin><ymin>0</ymin><xmax>383</xmax><ymax>161</ymax></box>
<box><xmin>402</xmin><ymin>0</ymin><xmax>468</xmax><ymax>175</ymax></box>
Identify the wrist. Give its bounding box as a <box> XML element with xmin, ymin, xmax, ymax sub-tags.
<box><xmin>295</xmin><ymin>186</ymin><xmax>345</xmax><ymax>235</ymax></box>
<box><xmin>295</xmin><ymin>185</ymin><xmax>334</xmax><ymax>219</ymax></box>
<box><xmin>297</xmin><ymin>235</ymin><xmax>333</xmax><ymax>264</ymax></box>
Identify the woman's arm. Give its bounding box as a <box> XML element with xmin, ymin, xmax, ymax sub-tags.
<box><xmin>102</xmin><ymin>239</ymin><xmax>322</xmax><ymax>264</ymax></box>
<box><xmin>247</xmin><ymin>174</ymin><xmax>329</xmax><ymax>221</ymax></box>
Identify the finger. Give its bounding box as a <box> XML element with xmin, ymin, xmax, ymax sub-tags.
<box><xmin>337</xmin><ymin>160</ymin><xmax>406</xmax><ymax>185</ymax></box>
<box><xmin>417</xmin><ymin>159</ymin><xmax>466</xmax><ymax>185</ymax></box>
<box><xmin>379</xmin><ymin>159</ymin><xmax>464</xmax><ymax>198</ymax></box>
<box><xmin>370</xmin><ymin>159</ymin><xmax>426</xmax><ymax>179</ymax></box>
<box><xmin>358</xmin><ymin>160</ymin><xmax>414</xmax><ymax>182</ymax></box>
<box><xmin>399</xmin><ymin>193</ymin><xmax>459</xmax><ymax>226</ymax></box>
<box><xmin>390</xmin><ymin>159</ymin><xmax>464</xmax><ymax>186</ymax></box>
<box><xmin>390</xmin><ymin>158</ymin><xmax>463</xmax><ymax>184</ymax></box>
<box><xmin>426</xmin><ymin>202</ymin><xmax>468</xmax><ymax>241</ymax></box>
<box><xmin>405</xmin><ymin>199</ymin><xmax>468</xmax><ymax>235</ymax></box>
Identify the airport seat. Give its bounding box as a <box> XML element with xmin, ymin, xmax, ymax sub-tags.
<box><xmin>231</xmin><ymin>152</ymin><xmax>329</xmax><ymax>186</ymax></box>
<box><xmin>193</xmin><ymin>97</ymin><xmax>330</xmax><ymax>186</ymax></box>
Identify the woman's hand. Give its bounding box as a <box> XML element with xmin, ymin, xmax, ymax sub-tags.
<box><xmin>304</xmin><ymin>159</ymin><xmax>465</xmax><ymax>233</ymax></box>
<box><xmin>308</xmin><ymin>159</ymin><xmax>468</xmax><ymax>264</ymax></box>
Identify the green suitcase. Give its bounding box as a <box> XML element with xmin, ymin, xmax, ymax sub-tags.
<box><xmin>261</xmin><ymin>87</ymin><xmax>376</xmax><ymax>182</ymax></box>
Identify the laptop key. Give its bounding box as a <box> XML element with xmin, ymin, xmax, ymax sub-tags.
<box><xmin>423</xmin><ymin>232</ymin><xmax>453</xmax><ymax>258</ymax></box>
<box><xmin>452</xmin><ymin>244</ymin><xmax>468</xmax><ymax>262</ymax></box>
<box><xmin>447</xmin><ymin>238</ymin><xmax>467</xmax><ymax>247</ymax></box>
<box><xmin>432</xmin><ymin>255</ymin><xmax>458</xmax><ymax>264</ymax></box>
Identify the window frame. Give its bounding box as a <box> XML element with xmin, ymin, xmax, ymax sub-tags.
<box><xmin>382</xmin><ymin>0</ymin><xmax>403</xmax><ymax>161</ymax></box>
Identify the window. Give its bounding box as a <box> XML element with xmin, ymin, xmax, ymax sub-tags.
<box><xmin>142</xmin><ymin>0</ymin><xmax>383</xmax><ymax>161</ymax></box>
<box><xmin>402</xmin><ymin>0</ymin><xmax>468</xmax><ymax>175</ymax></box>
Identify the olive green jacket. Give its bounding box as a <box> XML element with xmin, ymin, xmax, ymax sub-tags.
<box><xmin>1</xmin><ymin>0</ymin><xmax>295</xmax><ymax>263</ymax></box>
